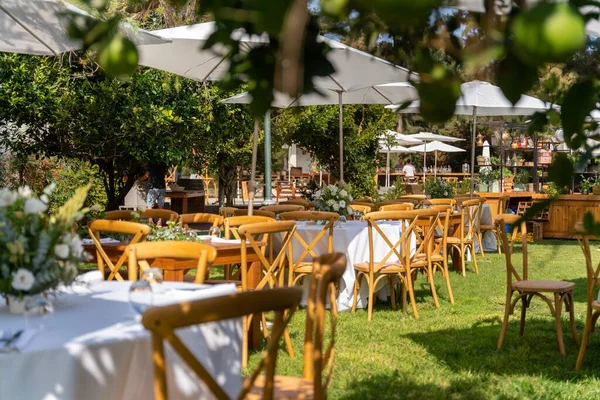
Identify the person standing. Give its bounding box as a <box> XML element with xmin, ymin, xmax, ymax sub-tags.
<box><xmin>402</xmin><ymin>158</ymin><xmax>416</xmax><ymax>177</ymax></box>
<box><xmin>143</xmin><ymin>162</ymin><xmax>168</xmax><ymax>208</ymax></box>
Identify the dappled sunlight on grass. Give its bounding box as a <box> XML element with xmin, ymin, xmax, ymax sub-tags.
<box><xmin>248</xmin><ymin>239</ymin><xmax>600</xmax><ymax>399</ymax></box>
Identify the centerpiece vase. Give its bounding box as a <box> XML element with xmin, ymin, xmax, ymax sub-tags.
<box><xmin>6</xmin><ymin>295</ymin><xmax>31</xmax><ymax>314</ymax></box>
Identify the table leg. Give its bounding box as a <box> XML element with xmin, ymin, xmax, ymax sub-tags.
<box><xmin>183</xmin><ymin>196</ymin><xmax>188</xmax><ymax>214</ymax></box>
<box><xmin>163</xmin><ymin>269</ymin><xmax>184</xmax><ymax>282</ymax></box>
<box><xmin>450</xmin><ymin>248</ymin><xmax>462</xmax><ymax>272</ymax></box>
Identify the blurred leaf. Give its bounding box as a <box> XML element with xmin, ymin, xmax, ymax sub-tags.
<box><xmin>497</xmin><ymin>55</ymin><xmax>538</xmax><ymax>104</ymax></box>
<box><xmin>561</xmin><ymin>79</ymin><xmax>597</xmax><ymax>142</ymax></box>
<box><xmin>513</xmin><ymin>199</ymin><xmax>553</xmax><ymax>228</ymax></box>
<box><xmin>548</xmin><ymin>153</ymin><xmax>574</xmax><ymax>188</ymax></box>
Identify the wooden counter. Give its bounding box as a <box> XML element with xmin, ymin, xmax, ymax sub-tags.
<box><xmin>477</xmin><ymin>192</ymin><xmax>600</xmax><ymax>239</ymax></box>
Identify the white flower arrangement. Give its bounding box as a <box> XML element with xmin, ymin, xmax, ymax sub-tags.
<box><xmin>0</xmin><ymin>184</ymin><xmax>91</xmax><ymax>298</ymax></box>
<box><xmin>313</xmin><ymin>183</ymin><xmax>354</xmax><ymax>217</ymax></box>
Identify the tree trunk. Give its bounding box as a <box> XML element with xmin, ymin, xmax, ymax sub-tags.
<box><xmin>396</xmin><ymin>114</ymin><xmax>404</xmax><ymax>132</ymax></box>
<box><xmin>218</xmin><ymin>165</ymin><xmax>238</xmax><ymax>206</ymax></box>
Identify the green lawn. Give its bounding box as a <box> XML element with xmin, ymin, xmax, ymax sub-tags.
<box><xmin>247</xmin><ymin>240</ymin><xmax>600</xmax><ymax>399</ymax></box>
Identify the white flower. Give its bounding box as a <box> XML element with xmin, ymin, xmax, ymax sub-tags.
<box><xmin>40</xmin><ymin>194</ymin><xmax>49</xmax><ymax>204</ymax></box>
<box><xmin>54</xmin><ymin>244</ymin><xmax>70</xmax><ymax>259</ymax></box>
<box><xmin>18</xmin><ymin>186</ymin><xmax>32</xmax><ymax>198</ymax></box>
<box><xmin>331</xmin><ymin>186</ymin><xmax>338</xmax><ymax>194</ymax></box>
<box><xmin>0</xmin><ymin>188</ymin><xmax>17</xmax><ymax>207</ymax></box>
<box><xmin>349</xmin><ymin>195</ymin><xmax>353</xmax><ymax>201</ymax></box>
<box><xmin>327</xmin><ymin>199</ymin><xmax>335</xmax><ymax>206</ymax></box>
<box><xmin>339</xmin><ymin>200</ymin><xmax>346</xmax><ymax>208</ymax></box>
<box><xmin>43</xmin><ymin>182</ymin><xmax>56</xmax><ymax>196</ymax></box>
<box><xmin>24</xmin><ymin>198</ymin><xmax>48</xmax><ymax>214</ymax></box>
<box><xmin>89</xmin><ymin>204</ymin><xmax>101</xmax><ymax>212</ymax></box>
<box><xmin>137</xmin><ymin>205</ymin><xmax>147</xmax><ymax>213</ymax></box>
<box><xmin>333</xmin><ymin>203</ymin><xmax>340</xmax><ymax>211</ymax></box>
<box><xmin>64</xmin><ymin>261</ymin><xmax>78</xmax><ymax>277</ymax></box>
<box><xmin>347</xmin><ymin>206</ymin><xmax>353</xmax><ymax>214</ymax></box>
<box><xmin>11</xmin><ymin>269</ymin><xmax>35</xmax><ymax>291</ymax></box>
<box><xmin>64</xmin><ymin>233</ymin><xmax>84</xmax><ymax>258</ymax></box>
<box><xmin>340</xmin><ymin>189</ymin><xmax>348</xmax><ymax>197</ymax></box>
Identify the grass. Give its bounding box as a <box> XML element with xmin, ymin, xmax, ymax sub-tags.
<box><xmin>246</xmin><ymin>240</ymin><xmax>600</xmax><ymax>399</ymax></box>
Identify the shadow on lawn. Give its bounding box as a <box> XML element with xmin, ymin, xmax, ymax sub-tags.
<box><xmin>338</xmin><ymin>371</ymin><xmax>490</xmax><ymax>400</ymax></box>
<box><xmin>404</xmin><ymin>317</ymin><xmax>600</xmax><ymax>382</ymax></box>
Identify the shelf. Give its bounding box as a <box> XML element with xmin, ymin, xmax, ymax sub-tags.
<box><xmin>476</xmin><ymin>165</ymin><xmax>548</xmax><ymax>168</ymax></box>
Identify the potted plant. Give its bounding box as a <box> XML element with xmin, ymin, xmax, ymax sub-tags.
<box><xmin>476</xmin><ymin>155</ymin><xmax>486</xmax><ymax>166</ymax></box>
<box><xmin>490</xmin><ymin>169</ymin><xmax>502</xmax><ymax>192</ymax></box>
<box><xmin>0</xmin><ymin>184</ymin><xmax>90</xmax><ymax>314</ymax></box>
<box><xmin>581</xmin><ymin>175</ymin><xmax>594</xmax><ymax>195</ymax></box>
<box><xmin>502</xmin><ymin>168</ymin><xmax>514</xmax><ymax>192</ymax></box>
<box><xmin>514</xmin><ymin>156</ymin><xmax>525</xmax><ymax>166</ymax></box>
<box><xmin>423</xmin><ymin>178</ymin><xmax>454</xmax><ymax>198</ymax></box>
<box><xmin>313</xmin><ymin>183</ymin><xmax>354</xmax><ymax>220</ymax></box>
<box><xmin>490</xmin><ymin>156</ymin><xmax>501</xmax><ymax>167</ymax></box>
<box><xmin>477</xmin><ymin>169</ymin><xmax>491</xmax><ymax>192</ymax></box>
<box><xmin>513</xmin><ymin>170</ymin><xmax>531</xmax><ymax>192</ymax></box>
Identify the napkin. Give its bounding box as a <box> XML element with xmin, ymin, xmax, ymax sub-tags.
<box><xmin>81</xmin><ymin>237</ymin><xmax>121</xmax><ymax>245</ymax></box>
<box><xmin>0</xmin><ymin>329</ymin><xmax>38</xmax><ymax>352</ymax></box>
<box><xmin>154</xmin><ymin>283</ymin><xmax>237</xmax><ymax>307</ymax></box>
<box><xmin>209</xmin><ymin>237</ymin><xmax>242</xmax><ymax>244</ymax></box>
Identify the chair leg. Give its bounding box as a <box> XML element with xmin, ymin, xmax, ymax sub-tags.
<box><xmin>329</xmin><ymin>284</ymin><xmax>338</xmax><ymax>317</ymax></box>
<box><xmin>519</xmin><ymin>296</ymin><xmax>527</xmax><ymax>337</ymax></box>
<box><xmin>367</xmin><ymin>278</ymin><xmax>375</xmax><ymax>322</ymax></box>
<box><xmin>441</xmin><ymin>260</ymin><xmax>455</xmax><ymax>305</ymax></box>
<box><xmin>405</xmin><ymin>269</ymin><xmax>419</xmax><ymax>319</ymax></box>
<box><xmin>471</xmin><ymin>244</ymin><xmax>479</xmax><ymax>274</ymax></box>
<box><xmin>351</xmin><ymin>273</ymin><xmax>362</xmax><ymax>313</ymax></box>
<box><xmin>400</xmin><ymin>278</ymin><xmax>407</xmax><ymax>313</ymax></box>
<box><xmin>389</xmin><ymin>276</ymin><xmax>397</xmax><ymax>311</ymax></box>
<box><xmin>283</xmin><ymin>327</ymin><xmax>295</xmax><ymax>359</ymax></box>
<box><xmin>554</xmin><ymin>293</ymin><xmax>566</xmax><ymax>355</ymax></box>
<box><xmin>460</xmin><ymin>244</ymin><xmax>466</xmax><ymax>277</ymax></box>
<box><xmin>576</xmin><ymin>309</ymin><xmax>596</xmax><ymax>371</ymax></box>
<box><xmin>427</xmin><ymin>266</ymin><xmax>440</xmax><ymax>308</ymax></box>
<box><xmin>477</xmin><ymin>232</ymin><xmax>485</xmax><ymax>257</ymax></box>
<box><xmin>242</xmin><ymin>315</ymin><xmax>249</xmax><ymax>369</ymax></box>
<box><xmin>498</xmin><ymin>291</ymin><xmax>512</xmax><ymax>350</ymax></box>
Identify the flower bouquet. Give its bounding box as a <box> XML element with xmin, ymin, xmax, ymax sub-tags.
<box><xmin>147</xmin><ymin>220</ymin><xmax>204</xmax><ymax>242</ymax></box>
<box><xmin>0</xmin><ymin>184</ymin><xmax>91</xmax><ymax>313</ymax></box>
<box><xmin>313</xmin><ymin>183</ymin><xmax>354</xmax><ymax>218</ymax></box>
<box><xmin>423</xmin><ymin>178</ymin><xmax>454</xmax><ymax>199</ymax></box>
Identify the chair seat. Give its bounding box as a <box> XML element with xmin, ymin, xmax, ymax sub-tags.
<box><xmin>480</xmin><ymin>224</ymin><xmax>494</xmax><ymax>231</ymax></box>
<box><xmin>592</xmin><ymin>300</ymin><xmax>600</xmax><ymax>311</ymax></box>
<box><xmin>293</xmin><ymin>263</ymin><xmax>314</xmax><ymax>274</ymax></box>
<box><xmin>512</xmin><ymin>279</ymin><xmax>575</xmax><ymax>293</ymax></box>
<box><xmin>446</xmin><ymin>237</ymin><xmax>473</xmax><ymax>245</ymax></box>
<box><xmin>247</xmin><ymin>375</ymin><xmax>313</xmax><ymax>400</ymax></box>
<box><xmin>354</xmin><ymin>262</ymin><xmax>404</xmax><ymax>273</ymax></box>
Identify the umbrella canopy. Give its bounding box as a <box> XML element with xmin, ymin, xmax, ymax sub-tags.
<box><xmin>408</xmin><ymin>132</ymin><xmax>465</xmax><ymax>142</ymax></box>
<box><xmin>408</xmin><ymin>140</ymin><xmax>465</xmax><ymax>179</ymax></box>
<box><xmin>377</xmin><ymin>142</ymin><xmax>416</xmax><ymax>187</ymax></box>
<box><xmin>0</xmin><ymin>0</ymin><xmax>166</xmax><ymax>56</ymax></box>
<box><xmin>378</xmin><ymin>130</ymin><xmax>424</xmax><ymax>146</ymax></box>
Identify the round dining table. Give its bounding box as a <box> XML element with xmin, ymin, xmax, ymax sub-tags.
<box><xmin>0</xmin><ymin>278</ymin><xmax>241</xmax><ymax>400</ymax></box>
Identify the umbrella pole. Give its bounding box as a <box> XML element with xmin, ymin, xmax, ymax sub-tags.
<box><xmin>423</xmin><ymin>142</ymin><xmax>427</xmax><ymax>184</ymax></box>
<box><xmin>434</xmin><ymin>151</ymin><xmax>438</xmax><ymax>179</ymax></box>
<box><xmin>470</xmin><ymin>107</ymin><xmax>477</xmax><ymax>198</ymax></box>
<box><xmin>338</xmin><ymin>91</ymin><xmax>344</xmax><ymax>183</ymax></box>
<box><xmin>248</xmin><ymin>119</ymin><xmax>259</xmax><ymax>216</ymax></box>
<box><xmin>263</xmin><ymin>109</ymin><xmax>274</xmax><ymax>204</ymax></box>
<box><xmin>386</xmin><ymin>151</ymin><xmax>390</xmax><ymax>187</ymax></box>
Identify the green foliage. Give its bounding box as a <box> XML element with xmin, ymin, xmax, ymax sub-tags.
<box><xmin>147</xmin><ymin>221</ymin><xmax>204</xmax><ymax>242</ymax></box>
<box><xmin>514</xmin><ymin>170</ymin><xmax>532</xmax><ymax>185</ymax></box>
<box><xmin>423</xmin><ymin>177</ymin><xmax>453</xmax><ymax>199</ymax></box>
<box><xmin>383</xmin><ymin>177</ymin><xmax>407</xmax><ymax>200</ymax></box>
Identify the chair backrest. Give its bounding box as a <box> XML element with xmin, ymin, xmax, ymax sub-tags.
<box><xmin>87</xmin><ymin>220</ymin><xmax>151</xmax><ymax>281</ymax></box>
<box><xmin>279</xmin><ymin>211</ymin><xmax>339</xmax><ymax>267</ymax></box>
<box><xmin>396</xmin><ymin>196</ymin><xmax>424</xmax><ymax>208</ymax></box>
<box><xmin>142</xmin><ymin>287</ymin><xmax>303</xmax><ymax>400</ymax></box>
<box><xmin>224</xmin><ymin>215</ymin><xmax>275</xmax><ymax>239</ymax></box>
<box><xmin>219</xmin><ymin>207</ymin><xmax>237</xmax><ymax>218</ymax></box>
<box><xmin>362</xmin><ymin>211</ymin><xmax>419</xmax><ymax>270</ymax></box>
<box><xmin>350</xmin><ymin>201</ymin><xmax>375</xmax><ymax>214</ymax></box>
<box><xmin>458</xmin><ymin>198</ymin><xmax>482</xmax><ymax>241</ymax></box>
<box><xmin>238</xmin><ymin>221</ymin><xmax>297</xmax><ymax>291</ymax></box>
<box><xmin>411</xmin><ymin>209</ymin><xmax>440</xmax><ymax>263</ymax></box>
<box><xmin>422</xmin><ymin>198</ymin><xmax>456</xmax><ymax>207</ymax></box>
<box><xmin>282</xmin><ymin>199</ymin><xmax>313</xmax><ymax>209</ymax></box>
<box><xmin>260</xmin><ymin>204</ymin><xmax>305</xmax><ymax>213</ymax></box>
<box><xmin>178</xmin><ymin>213</ymin><xmax>223</xmax><ymax>230</ymax></box>
<box><xmin>233</xmin><ymin>209</ymin><xmax>276</xmax><ymax>219</ymax></box>
<box><xmin>129</xmin><ymin>241</ymin><xmax>217</xmax><ymax>283</ymax></box>
<box><xmin>105</xmin><ymin>209</ymin><xmax>179</xmax><ymax>222</ymax></box>
<box><xmin>498</xmin><ymin>194</ymin><xmax>510</xmax><ymax>215</ymax></box>
<box><xmin>303</xmin><ymin>253</ymin><xmax>346</xmax><ymax>398</ymax></box>
<box><xmin>495</xmin><ymin>214</ymin><xmax>528</xmax><ymax>288</ymax></box>
<box><xmin>576</xmin><ymin>225</ymin><xmax>600</xmax><ymax>319</ymax></box>
<box><xmin>430</xmin><ymin>205</ymin><xmax>452</xmax><ymax>258</ymax></box>
<box><xmin>377</xmin><ymin>202</ymin><xmax>415</xmax><ymax>211</ymax></box>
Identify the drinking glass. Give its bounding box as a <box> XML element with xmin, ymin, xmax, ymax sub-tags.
<box><xmin>142</xmin><ymin>268</ymin><xmax>164</xmax><ymax>293</ymax></box>
<box><xmin>208</xmin><ymin>226</ymin><xmax>222</xmax><ymax>238</ymax></box>
<box><xmin>24</xmin><ymin>295</ymin><xmax>54</xmax><ymax>330</ymax></box>
<box><xmin>129</xmin><ymin>280</ymin><xmax>153</xmax><ymax>315</ymax></box>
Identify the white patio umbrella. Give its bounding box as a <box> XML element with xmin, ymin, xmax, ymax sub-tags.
<box><xmin>0</xmin><ymin>0</ymin><xmax>166</xmax><ymax>56</ymax></box>
<box><xmin>221</xmin><ymin>82</ymin><xmax>417</xmax><ymax>183</ymax></box>
<box><xmin>145</xmin><ymin>23</ymin><xmax>416</xmax><ymax>211</ymax></box>
<box><xmin>377</xmin><ymin>130</ymin><xmax>422</xmax><ymax>186</ymax></box>
<box><xmin>407</xmin><ymin>132</ymin><xmax>464</xmax><ymax>181</ymax></box>
<box><xmin>407</xmin><ymin>140</ymin><xmax>466</xmax><ymax>179</ymax></box>
<box><xmin>391</xmin><ymin>80</ymin><xmax>552</xmax><ymax>193</ymax></box>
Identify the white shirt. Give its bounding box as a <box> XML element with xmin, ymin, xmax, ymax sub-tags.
<box><xmin>402</xmin><ymin>164</ymin><xmax>416</xmax><ymax>177</ymax></box>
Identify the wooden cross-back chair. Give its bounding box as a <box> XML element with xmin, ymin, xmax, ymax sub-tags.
<box><xmin>496</xmin><ymin>214</ymin><xmax>578</xmax><ymax>355</ymax></box>
<box><xmin>234</xmin><ymin>209</ymin><xmax>276</xmax><ymax>219</ymax></box>
<box><xmin>352</xmin><ymin>211</ymin><xmax>420</xmax><ymax>321</ymax></box>
<box><xmin>398</xmin><ymin>196</ymin><xmax>425</xmax><ymax>208</ymax></box>
<box><xmin>281</xmin><ymin>198</ymin><xmax>314</xmax><ymax>209</ymax></box>
<box><xmin>575</xmin><ymin>225</ymin><xmax>600</xmax><ymax>370</ymax></box>
<box><xmin>142</xmin><ymin>287</ymin><xmax>303</xmax><ymax>400</ymax></box>
<box><xmin>219</xmin><ymin>207</ymin><xmax>237</xmax><ymax>218</ymax></box>
<box><xmin>178</xmin><ymin>213</ymin><xmax>222</xmax><ymax>230</ymax></box>
<box><xmin>128</xmin><ymin>241</ymin><xmax>217</xmax><ymax>283</ymax></box>
<box><xmin>105</xmin><ymin>209</ymin><xmax>179</xmax><ymax>222</ymax></box>
<box><xmin>411</xmin><ymin>209</ymin><xmax>443</xmax><ymax>310</ymax></box>
<box><xmin>377</xmin><ymin>202</ymin><xmax>414</xmax><ymax>211</ymax></box>
<box><xmin>429</xmin><ymin>205</ymin><xmax>455</xmax><ymax>304</ymax></box>
<box><xmin>238</xmin><ymin>221</ymin><xmax>297</xmax><ymax>368</ymax></box>
<box><xmin>448</xmin><ymin>198</ymin><xmax>481</xmax><ymax>277</ymax></box>
<box><xmin>260</xmin><ymin>204</ymin><xmax>305</xmax><ymax>213</ymax></box>
<box><xmin>478</xmin><ymin>194</ymin><xmax>510</xmax><ymax>255</ymax></box>
<box><xmin>422</xmin><ymin>198</ymin><xmax>456</xmax><ymax>208</ymax></box>
<box><xmin>87</xmin><ymin>220</ymin><xmax>150</xmax><ymax>281</ymax></box>
<box><xmin>249</xmin><ymin>253</ymin><xmax>346</xmax><ymax>399</ymax></box>
<box><xmin>350</xmin><ymin>201</ymin><xmax>375</xmax><ymax>214</ymax></box>
<box><xmin>278</xmin><ymin>211</ymin><xmax>340</xmax><ymax>313</ymax></box>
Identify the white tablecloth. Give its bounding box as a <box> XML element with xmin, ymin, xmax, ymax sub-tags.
<box><xmin>0</xmin><ymin>281</ymin><xmax>241</xmax><ymax>400</ymax></box>
<box><xmin>289</xmin><ymin>220</ymin><xmax>413</xmax><ymax>312</ymax></box>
